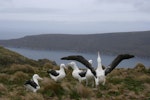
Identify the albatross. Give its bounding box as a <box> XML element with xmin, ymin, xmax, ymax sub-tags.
<box><xmin>61</xmin><ymin>55</ymin><xmax>97</xmax><ymax>78</ymax></box>
<box><xmin>95</xmin><ymin>52</ymin><xmax>106</xmax><ymax>87</ymax></box>
<box><xmin>24</xmin><ymin>74</ymin><xmax>43</xmax><ymax>92</ymax></box>
<box><xmin>61</xmin><ymin>53</ymin><xmax>134</xmax><ymax>87</ymax></box>
<box><xmin>82</xmin><ymin>52</ymin><xmax>105</xmax><ymax>87</ymax></box>
<box><xmin>67</xmin><ymin>61</ymin><xmax>87</xmax><ymax>83</ymax></box>
<box><xmin>85</xmin><ymin>60</ymin><xmax>96</xmax><ymax>86</ymax></box>
<box><xmin>47</xmin><ymin>63</ymin><xmax>67</xmax><ymax>82</ymax></box>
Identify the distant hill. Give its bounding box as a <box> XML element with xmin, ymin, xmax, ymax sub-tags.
<box><xmin>0</xmin><ymin>31</ymin><xmax>150</xmax><ymax>58</ymax></box>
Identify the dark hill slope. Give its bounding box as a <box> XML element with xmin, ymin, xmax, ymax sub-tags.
<box><xmin>0</xmin><ymin>46</ymin><xmax>38</xmax><ymax>66</ymax></box>
<box><xmin>0</xmin><ymin>31</ymin><xmax>150</xmax><ymax>57</ymax></box>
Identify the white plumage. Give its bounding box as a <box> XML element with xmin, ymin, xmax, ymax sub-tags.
<box><xmin>84</xmin><ymin>52</ymin><xmax>105</xmax><ymax>87</ymax></box>
<box><xmin>47</xmin><ymin>63</ymin><xmax>67</xmax><ymax>82</ymax></box>
<box><xmin>68</xmin><ymin>61</ymin><xmax>86</xmax><ymax>83</ymax></box>
<box><xmin>95</xmin><ymin>52</ymin><xmax>106</xmax><ymax>87</ymax></box>
<box><xmin>85</xmin><ymin>60</ymin><xmax>95</xmax><ymax>86</ymax></box>
<box><xmin>24</xmin><ymin>74</ymin><xmax>43</xmax><ymax>92</ymax></box>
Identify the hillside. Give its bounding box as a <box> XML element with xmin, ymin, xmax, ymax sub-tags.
<box><xmin>0</xmin><ymin>46</ymin><xmax>56</xmax><ymax>67</ymax></box>
<box><xmin>0</xmin><ymin>31</ymin><xmax>150</xmax><ymax>58</ymax></box>
<box><xmin>0</xmin><ymin>46</ymin><xmax>150</xmax><ymax>100</ymax></box>
<box><xmin>0</xmin><ymin>46</ymin><xmax>38</xmax><ymax>67</ymax></box>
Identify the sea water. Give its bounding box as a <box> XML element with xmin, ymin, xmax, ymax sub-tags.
<box><xmin>7</xmin><ymin>47</ymin><xmax>150</xmax><ymax>68</ymax></box>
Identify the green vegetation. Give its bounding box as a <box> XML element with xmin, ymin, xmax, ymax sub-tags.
<box><xmin>0</xmin><ymin>46</ymin><xmax>150</xmax><ymax>100</ymax></box>
<box><xmin>0</xmin><ymin>46</ymin><xmax>38</xmax><ymax>67</ymax></box>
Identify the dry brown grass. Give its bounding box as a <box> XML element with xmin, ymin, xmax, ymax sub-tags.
<box><xmin>0</xmin><ymin>73</ymin><xmax>10</xmax><ymax>84</ymax></box>
<box><xmin>10</xmin><ymin>71</ymin><xmax>28</xmax><ymax>83</ymax></box>
<box><xmin>23</xmin><ymin>93</ymin><xmax>44</xmax><ymax>100</ymax></box>
<box><xmin>9</xmin><ymin>64</ymin><xmax>36</xmax><ymax>73</ymax></box>
<box><xmin>76</xmin><ymin>83</ymin><xmax>93</xmax><ymax>98</ymax></box>
<box><xmin>134</xmin><ymin>63</ymin><xmax>146</xmax><ymax>72</ymax></box>
<box><xmin>43</xmin><ymin>63</ymin><xmax>55</xmax><ymax>70</ymax></box>
<box><xmin>61</xmin><ymin>81</ymin><xmax>73</xmax><ymax>92</ymax></box>
<box><xmin>40</xmin><ymin>77</ymin><xmax>64</xmax><ymax>98</ymax></box>
<box><xmin>0</xmin><ymin>59</ymin><xmax>149</xmax><ymax>100</ymax></box>
<box><xmin>0</xmin><ymin>83</ymin><xmax>7</xmax><ymax>94</ymax></box>
<box><xmin>137</xmin><ymin>74</ymin><xmax>150</xmax><ymax>81</ymax></box>
<box><xmin>0</xmin><ymin>97</ymin><xmax>10</xmax><ymax>100</ymax></box>
<box><xmin>0</xmin><ymin>73</ymin><xmax>9</xmax><ymax>80</ymax></box>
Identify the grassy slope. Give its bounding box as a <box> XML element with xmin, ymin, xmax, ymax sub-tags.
<box><xmin>0</xmin><ymin>46</ymin><xmax>38</xmax><ymax>67</ymax></box>
<box><xmin>0</xmin><ymin>47</ymin><xmax>150</xmax><ymax>100</ymax></box>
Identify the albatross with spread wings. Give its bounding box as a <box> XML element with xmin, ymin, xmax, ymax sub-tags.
<box><xmin>61</xmin><ymin>53</ymin><xmax>134</xmax><ymax>85</ymax></box>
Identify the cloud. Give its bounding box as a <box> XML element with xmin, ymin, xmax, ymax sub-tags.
<box><xmin>0</xmin><ymin>0</ymin><xmax>150</xmax><ymax>39</ymax></box>
<box><xmin>0</xmin><ymin>0</ymin><xmax>150</xmax><ymax>22</ymax></box>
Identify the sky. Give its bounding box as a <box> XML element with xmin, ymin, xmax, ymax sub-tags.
<box><xmin>0</xmin><ymin>0</ymin><xmax>150</xmax><ymax>39</ymax></box>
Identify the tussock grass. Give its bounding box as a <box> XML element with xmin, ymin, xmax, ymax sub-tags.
<box><xmin>0</xmin><ymin>97</ymin><xmax>10</xmax><ymax>100</ymax></box>
<box><xmin>0</xmin><ymin>47</ymin><xmax>150</xmax><ymax>99</ymax></box>
<box><xmin>76</xmin><ymin>83</ymin><xmax>93</xmax><ymax>98</ymax></box>
<box><xmin>134</xmin><ymin>63</ymin><xmax>146</xmax><ymax>72</ymax></box>
<box><xmin>0</xmin><ymin>83</ymin><xmax>7</xmax><ymax>96</ymax></box>
<box><xmin>0</xmin><ymin>46</ymin><xmax>38</xmax><ymax>66</ymax></box>
<box><xmin>40</xmin><ymin>77</ymin><xmax>65</xmax><ymax>98</ymax></box>
<box><xmin>0</xmin><ymin>73</ymin><xmax>10</xmax><ymax>85</ymax></box>
<box><xmin>137</xmin><ymin>74</ymin><xmax>150</xmax><ymax>82</ymax></box>
<box><xmin>0</xmin><ymin>62</ymin><xmax>150</xmax><ymax>100</ymax></box>
<box><xmin>123</xmin><ymin>77</ymin><xmax>144</xmax><ymax>93</ymax></box>
<box><xmin>68</xmin><ymin>83</ymin><xmax>93</xmax><ymax>99</ymax></box>
<box><xmin>9</xmin><ymin>64</ymin><xmax>36</xmax><ymax>73</ymax></box>
<box><xmin>10</xmin><ymin>71</ymin><xmax>28</xmax><ymax>84</ymax></box>
<box><xmin>43</xmin><ymin>63</ymin><xmax>54</xmax><ymax>70</ymax></box>
<box><xmin>1</xmin><ymin>63</ymin><xmax>149</xmax><ymax>100</ymax></box>
<box><xmin>24</xmin><ymin>93</ymin><xmax>44</xmax><ymax>100</ymax></box>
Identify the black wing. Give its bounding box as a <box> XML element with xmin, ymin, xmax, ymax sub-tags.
<box><xmin>105</xmin><ymin>54</ymin><xmax>134</xmax><ymax>76</ymax></box>
<box><xmin>24</xmin><ymin>80</ymin><xmax>38</xmax><ymax>89</ymax></box>
<box><xmin>61</xmin><ymin>55</ymin><xmax>97</xmax><ymax>78</ymax></box>
<box><xmin>47</xmin><ymin>69</ymin><xmax>59</xmax><ymax>76</ymax></box>
<box><xmin>79</xmin><ymin>70</ymin><xmax>87</xmax><ymax>77</ymax></box>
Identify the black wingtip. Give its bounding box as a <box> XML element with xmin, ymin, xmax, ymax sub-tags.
<box><xmin>61</xmin><ymin>56</ymin><xmax>70</xmax><ymax>60</ymax></box>
<box><xmin>105</xmin><ymin>54</ymin><xmax>135</xmax><ymax>76</ymax></box>
<box><xmin>61</xmin><ymin>57</ymin><xmax>67</xmax><ymax>60</ymax></box>
<box><xmin>120</xmin><ymin>54</ymin><xmax>135</xmax><ymax>59</ymax></box>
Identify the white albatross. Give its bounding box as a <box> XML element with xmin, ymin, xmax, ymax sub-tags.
<box><xmin>61</xmin><ymin>55</ymin><xmax>97</xmax><ymax>78</ymax></box>
<box><xmin>85</xmin><ymin>60</ymin><xmax>95</xmax><ymax>86</ymax></box>
<box><xmin>24</xmin><ymin>74</ymin><xmax>43</xmax><ymax>92</ymax></box>
<box><xmin>95</xmin><ymin>52</ymin><xmax>105</xmax><ymax>87</ymax></box>
<box><xmin>47</xmin><ymin>63</ymin><xmax>67</xmax><ymax>82</ymax></box>
<box><xmin>61</xmin><ymin>53</ymin><xmax>134</xmax><ymax>87</ymax></box>
<box><xmin>85</xmin><ymin>55</ymin><xmax>105</xmax><ymax>87</ymax></box>
<box><xmin>67</xmin><ymin>61</ymin><xmax>86</xmax><ymax>83</ymax></box>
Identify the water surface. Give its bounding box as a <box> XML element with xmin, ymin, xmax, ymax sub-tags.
<box><xmin>7</xmin><ymin>47</ymin><xmax>150</xmax><ymax>68</ymax></box>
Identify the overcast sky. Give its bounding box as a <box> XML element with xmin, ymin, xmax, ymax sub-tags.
<box><xmin>0</xmin><ymin>0</ymin><xmax>150</xmax><ymax>39</ymax></box>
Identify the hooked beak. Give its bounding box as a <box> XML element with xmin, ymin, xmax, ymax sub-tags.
<box><xmin>38</xmin><ymin>77</ymin><xmax>43</xmax><ymax>80</ymax></box>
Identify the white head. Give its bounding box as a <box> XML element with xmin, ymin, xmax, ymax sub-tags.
<box><xmin>97</xmin><ymin>51</ymin><xmax>101</xmax><ymax>62</ymax></box>
<box><xmin>67</xmin><ymin>61</ymin><xmax>78</xmax><ymax>70</ymax></box>
<box><xmin>60</xmin><ymin>63</ymin><xmax>68</xmax><ymax>69</ymax></box>
<box><xmin>33</xmin><ymin>74</ymin><xmax>43</xmax><ymax>81</ymax></box>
